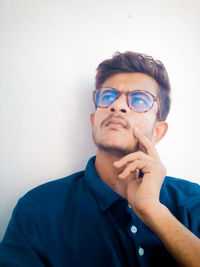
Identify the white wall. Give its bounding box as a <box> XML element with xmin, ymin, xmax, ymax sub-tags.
<box><xmin>1</xmin><ymin>0</ymin><xmax>200</xmax><ymax>240</ymax></box>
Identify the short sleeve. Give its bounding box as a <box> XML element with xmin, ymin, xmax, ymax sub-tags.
<box><xmin>0</xmin><ymin>198</ymin><xmax>47</xmax><ymax>267</ymax></box>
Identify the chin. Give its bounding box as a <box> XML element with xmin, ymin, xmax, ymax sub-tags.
<box><xmin>92</xmin><ymin>128</ymin><xmax>138</xmax><ymax>156</ymax></box>
<box><xmin>93</xmin><ymin>136</ymin><xmax>137</xmax><ymax>157</ymax></box>
<box><xmin>104</xmin><ymin>128</ymin><xmax>129</xmax><ymax>142</ymax></box>
<box><xmin>98</xmin><ymin>143</ymin><xmax>135</xmax><ymax>157</ymax></box>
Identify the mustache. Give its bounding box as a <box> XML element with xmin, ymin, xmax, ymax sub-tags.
<box><xmin>100</xmin><ymin>114</ymin><xmax>131</xmax><ymax>129</ymax></box>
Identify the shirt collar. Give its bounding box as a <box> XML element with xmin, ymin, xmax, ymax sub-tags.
<box><xmin>84</xmin><ymin>156</ymin><xmax>124</xmax><ymax>212</ymax></box>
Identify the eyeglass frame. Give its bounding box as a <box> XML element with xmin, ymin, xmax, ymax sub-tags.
<box><xmin>93</xmin><ymin>87</ymin><xmax>160</xmax><ymax>119</ymax></box>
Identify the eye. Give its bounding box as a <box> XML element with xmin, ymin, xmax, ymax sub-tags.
<box><xmin>129</xmin><ymin>92</ymin><xmax>153</xmax><ymax>112</ymax></box>
<box><xmin>99</xmin><ymin>90</ymin><xmax>117</xmax><ymax>106</ymax></box>
<box><xmin>133</xmin><ymin>97</ymin><xmax>147</xmax><ymax>106</ymax></box>
<box><xmin>102</xmin><ymin>93</ymin><xmax>115</xmax><ymax>102</ymax></box>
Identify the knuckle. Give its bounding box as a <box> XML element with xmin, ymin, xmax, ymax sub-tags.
<box><xmin>137</xmin><ymin>151</ymin><xmax>144</xmax><ymax>158</ymax></box>
<box><xmin>124</xmin><ymin>153</ymin><xmax>134</xmax><ymax>162</ymax></box>
<box><xmin>133</xmin><ymin>160</ymin><xmax>139</xmax><ymax>165</ymax></box>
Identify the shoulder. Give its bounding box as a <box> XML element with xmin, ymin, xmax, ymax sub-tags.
<box><xmin>18</xmin><ymin>170</ymin><xmax>85</xmax><ymax>208</ymax></box>
<box><xmin>162</xmin><ymin>176</ymin><xmax>200</xmax><ymax>233</ymax></box>
<box><xmin>161</xmin><ymin>176</ymin><xmax>200</xmax><ymax>235</ymax></box>
<box><xmin>161</xmin><ymin>176</ymin><xmax>200</xmax><ymax>213</ymax></box>
<box><xmin>161</xmin><ymin>176</ymin><xmax>200</xmax><ymax>204</ymax></box>
<box><xmin>13</xmin><ymin>156</ymin><xmax>97</xmax><ymax>218</ymax></box>
<box><xmin>163</xmin><ymin>176</ymin><xmax>200</xmax><ymax>196</ymax></box>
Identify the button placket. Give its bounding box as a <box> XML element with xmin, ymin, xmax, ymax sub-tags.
<box><xmin>127</xmin><ymin>202</ymin><xmax>145</xmax><ymax>260</ymax></box>
<box><xmin>138</xmin><ymin>247</ymin><xmax>144</xmax><ymax>256</ymax></box>
<box><xmin>131</xmin><ymin>225</ymin><xmax>137</xmax><ymax>234</ymax></box>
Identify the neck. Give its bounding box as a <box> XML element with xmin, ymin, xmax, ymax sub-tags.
<box><xmin>95</xmin><ymin>149</ymin><xmax>137</xmax><ymax>199</ymax></box>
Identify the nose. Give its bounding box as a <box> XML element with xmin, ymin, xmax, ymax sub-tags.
<box><xmin>109</xmin><ymin>94</ymin><xmax>129</xmax><ymax>114</ymax></box>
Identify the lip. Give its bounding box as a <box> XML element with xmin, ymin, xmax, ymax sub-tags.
<box><xmin>105</xmin><ymin>119</ymin><xmax>126</xmax><ymax>128</ymax></box>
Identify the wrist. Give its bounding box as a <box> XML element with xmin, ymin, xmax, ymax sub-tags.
<box><xmin>136</xmin><ymin>202</ymin><xmax>169</xmax><ymax>229</ymax></box>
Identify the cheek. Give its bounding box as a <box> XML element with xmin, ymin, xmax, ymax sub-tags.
<box><xmin>130</xmin><ymin>114</ymin><xmax>155</xmax><ymax>137</ymax></box>
<box><xmin>93</xmin><ymin>110</ymin><xmax>106</xmax><ymax>129</ymax></box>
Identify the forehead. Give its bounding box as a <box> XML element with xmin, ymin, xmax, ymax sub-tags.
<box><xmin>101</xmin><ymin>72</ymin><xmax>159</xmax><ymax>95</ymax></box>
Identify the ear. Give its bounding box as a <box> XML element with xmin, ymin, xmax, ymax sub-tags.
<box><xmin>152</xmin><ymin>121</ymin><xmax>168</xmax><ymax>145</ymax></box>
<box><xmin>90</xmin><ymin>113</ymin><xmax>95</xmax><ymax>127</ymax></box>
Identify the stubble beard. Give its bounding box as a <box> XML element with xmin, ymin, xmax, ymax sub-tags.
<box><xmin>92</xmin><ymin>114</ymin><xmax>140</xmax><ymax>157</ymax></box>
<box><xmin>92</xmin><ymin>113</ymin><xmax>155</xmax><ymax>157</ymax></box>
<box><xmin>92</xmin><ymin>129</ymin><xmax>140</xmax><ymax>157</ymax></box>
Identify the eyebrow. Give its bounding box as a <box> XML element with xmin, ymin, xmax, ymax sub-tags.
<box><xmin>100</xmin><ymin>87</ymin><xmax>158</xmax><ymax>98</ymax></box>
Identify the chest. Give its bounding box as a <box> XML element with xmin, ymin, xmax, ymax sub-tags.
<box><xmin>41</xmin><ymin>202</ymin><xmax>177</xmax><ymax>267</ymax></box>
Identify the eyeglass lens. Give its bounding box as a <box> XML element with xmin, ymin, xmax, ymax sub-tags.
<box><xmin>94</xmin><ymin>89</ymin><xmax>154</xmax><ymax>112</ymax></box>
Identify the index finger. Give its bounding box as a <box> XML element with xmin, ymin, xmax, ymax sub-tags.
<box><xmin>133</xmin><ymin>126</ymin><xmax>160</xmax><ymax>161</ymax></box>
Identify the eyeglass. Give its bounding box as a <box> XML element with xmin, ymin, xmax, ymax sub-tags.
<box><xmin>93</xmin><ymin>87</ymin><xmax>159</xmax><ymax>114</ymax></box>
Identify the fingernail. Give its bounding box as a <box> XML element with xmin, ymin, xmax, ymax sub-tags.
<box><xmin>113</xmin><ymin>161</ymin><xmax>119</xmax><ymax>166</ymax></box>
<box><xmin>134</xmin><ymin>126</ymin><xmax>139</xmax><ymax>131</ymax></box>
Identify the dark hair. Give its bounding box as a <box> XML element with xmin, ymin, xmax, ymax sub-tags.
<box><xmin>95</xmin><ymin>51</ymin><xmax>171</xmax><ymax>121</ymax></box>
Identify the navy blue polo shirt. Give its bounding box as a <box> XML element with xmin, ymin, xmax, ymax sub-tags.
<box><xmin>0</xmin><ymin>156</ymin><xmax>200</xmax><ymax>267</ymax></box>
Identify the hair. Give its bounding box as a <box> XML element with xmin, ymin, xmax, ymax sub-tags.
<box><xmin>95</xmin><ymin>51</ymin><xmax>171</xmax><ymax>121</ymax></box>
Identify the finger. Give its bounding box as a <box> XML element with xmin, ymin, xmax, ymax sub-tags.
<box><xmin>133</xmin><ymin>126</ymin><xmax>160</xmax><ymax>161</ymax></box>
<box><xmin>113</xmin><ymin>151</ymin><xmax>154</xmax><ymax>168</ymax></box>
<box><xmin>118</xmin><ymin>160</ymin><xmax>150</xmax><ymax>179</ymax></box>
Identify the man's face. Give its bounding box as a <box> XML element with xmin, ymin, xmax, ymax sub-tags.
<box><xmin>90</xmin><ymin>72</ymin><xmax>160</xmax><ymax>156</ymax></box>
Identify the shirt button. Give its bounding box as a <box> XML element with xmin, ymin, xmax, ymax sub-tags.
<box><xmin>128</xmin><ymin>204</ymin><xmax>131</xmax><ymax>208</ymax></box>
<box><xmin>138</xmin><ymin>247</ymin><xmax>144</xmax><ymax>256</ymax></box>
<box><xmin>131</xmin><ymin>225</ymin><xmax>137</xmax><ymax>234</ymax></box>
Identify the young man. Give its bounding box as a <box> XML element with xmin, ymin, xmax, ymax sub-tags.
<box><xmin>0</xmin><ymin>52</ymin><xmax>200</xmax><ymax>266</ymax></box>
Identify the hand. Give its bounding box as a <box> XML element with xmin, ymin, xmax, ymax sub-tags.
<box><xmin>113</xmin><ymin>126</ymin><xmax>166</xmax><ymax>224</ymax></box>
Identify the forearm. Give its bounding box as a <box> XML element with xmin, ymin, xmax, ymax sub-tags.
<box><xmin>116</xmin><ymin>127</ymin><xmax>200</xmax><ymax>265</ymax></box>
<box><xmin>142</xmin><ymin>204</ymin><xmax>200</xmax><ymax>267</ymax></box>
